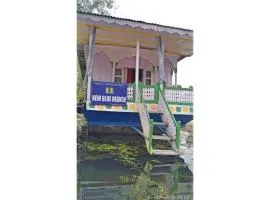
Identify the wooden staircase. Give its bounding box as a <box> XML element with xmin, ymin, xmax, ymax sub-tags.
<box><xmin>137</xmin><ymin>83</ymin><xmax>181</xmax><ymax>156</ymax></box>
<box><xmin>151</xmin><ymin>117</ymin><xmax>178</xmax><ymax>156</ymax></box>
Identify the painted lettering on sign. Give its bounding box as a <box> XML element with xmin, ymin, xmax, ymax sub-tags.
<box><xmin>91</xmin><ymin>81</ymin><xmax>127</xmax><ymax>106</ymax></box>
<box><xmin>105</xmin><ymin>87</ymin><xmax>114</xmax><ymax>94</ymax></box>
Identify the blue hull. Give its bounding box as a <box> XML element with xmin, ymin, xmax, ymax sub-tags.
<box><xmin>79</xmin><ymin>108</ymin><xmax>193</xmax><ymax>127</ymax></box>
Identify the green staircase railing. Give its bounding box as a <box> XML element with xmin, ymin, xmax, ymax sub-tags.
<box><xmin>138</xmin><ymin>83</ymin><xmax>154</xmax><ymax>154</ymax></box>
<box><xmin>158</xmin><ymin>83</ymin><xmax>181</xmax><ymax>151</ymax></box>
<box><xmin>136</xmin><ymin>83</ymin><xmax>181</xmax><ymax>155</ymax></box>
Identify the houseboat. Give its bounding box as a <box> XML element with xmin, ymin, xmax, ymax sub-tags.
<box><xmin>77</xmin><ymin>12</ymin><xmax>193</xmax><ymax>156</ymax></box>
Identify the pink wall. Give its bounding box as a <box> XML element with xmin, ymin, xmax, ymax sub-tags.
<box><xmin>118</xmin><ymin>56</ymin><xmax>155</xmax><ymax>84</ymax></box>
<box><xmin>118</xmin><ymin>56</ymin><xmax>153</xmax><ymax>68</ymax></box>
<box><xmin>165</xmin><ymin>59</ymin><xmax>173</xmax><ymax>85</ymax></box>
<box><xmin>92</xmin><ymin>52</ymin><xmax>173</xmax><ymax>85</ymax></box>
<box><xmin>92</xmin><ymin>51</ymin><xmax>112</xmax><ymax>82</ymax></box>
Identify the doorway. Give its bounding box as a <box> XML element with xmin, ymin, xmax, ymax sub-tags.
<box><xmin>127</xmin><ymin>68</ymin><xmax>143</xmax><ymax>84</ymax></box>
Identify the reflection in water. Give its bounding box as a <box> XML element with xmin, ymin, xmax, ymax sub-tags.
<box><xmin>77</xmin><ymin>133</ymin><xmax>193</xmax><ymax>200</ymax></box>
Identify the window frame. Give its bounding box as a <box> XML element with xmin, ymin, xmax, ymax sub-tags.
<box><xmin>145</xmin><ymin>69</ymin><xmax>152</xmax><ymax>85</ymax></box>
<box><xmin>114</xmin><ymin>68</ymin><xmax>123</xmax><ymax>83</ymax></box>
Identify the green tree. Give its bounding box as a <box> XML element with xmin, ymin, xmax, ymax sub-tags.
<box><xmin>77</xmin><ymin>0</ymin><xmax>117</xmax><ymax>102</ymax></box>
<box><xmin>77</xmin><ymin>59</ymin><xmax>84</xmax><ymax>102</ymax></box>
<box><xmin>77</xmin><ymin>0</ymin><xmax>117</xmax><ymax>15</ymax></box>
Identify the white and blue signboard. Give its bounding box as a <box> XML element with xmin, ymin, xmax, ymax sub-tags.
<box><xmin>91</xmin><ymin>81</ymin><xmax>128</xmax><ymax>106</ymax></box>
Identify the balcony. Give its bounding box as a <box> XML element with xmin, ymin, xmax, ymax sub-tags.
<box><xmin>127</xmin><ymin>83</ymin><xmax>193</xmax><ymax>105</ymax></box>
<box><xmin>86</xmin><ymin>83</ymin><xmax>193</xmax><ymax>115</ymax></box>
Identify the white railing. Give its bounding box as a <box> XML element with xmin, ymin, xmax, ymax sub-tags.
<box><xmin>142</xmin><ymin>87</ymin><xmax>155</xmax><ymax>101</ymax></box>
<box><xmin>127</xmin><ymin>84</ymin><xmax>134</xmax><ymax>102</ymax></box>
<box><xmin>165</xmin><ymin>88</ymin><xmax>193</xmax><ymax>104</ymax></box>
<box><xmin>138</xmin><ymin>86</ymin><xmax>153</xmax><ymax>154</ymax></box>
<box><xmin>128</xmin><ymin>84</ymin><xmax>193</xmax><ymax>104</ymax></box>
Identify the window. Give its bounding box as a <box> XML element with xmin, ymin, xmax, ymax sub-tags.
<box><xmin>145</xmin><ymin>70</ymin><xmax>151</xmax><ymax>85</ymax></box>
<box><xmin>114</xmin><ymin>68</ymin><xmax>122</xmax><ymax>83</ymax></box>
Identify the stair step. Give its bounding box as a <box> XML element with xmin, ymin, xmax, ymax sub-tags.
<box><xmin>153</xmin><ymin>122</ymin><xmax>168</xmax><ymax>126</ymax></box>
<box><xmin>152</xmin><ymin>135</ymin><xmax>172</xmax><ymax>141</ymax></box>
<box><xmin>151</xmin><ymin>172</ymin><xmax>171</xmax><ymax>176</ymax></box>
<box><xmin>151</xmin><ymin>164</ymin><xmax>175</xmax><ymax>168</ymax></box>
<box><xmin>152</xmin><ymin>149</ymin><xmax>179</xmax><ymax>156</ymax></box>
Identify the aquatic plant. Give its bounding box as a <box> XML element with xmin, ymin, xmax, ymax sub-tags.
<box><xmin>77</xmin><ymin>114</ymin><xmax>87</xmax><ymax>126</ymax></box>
<box><xmin>80</xmin><ymin>140</ymin><xmax>146</xmax><ymax>168</ymax></box>
<box><xmin>78</xmin><ymin>138</ymin><xmax>193</xmax><ymax>199</ymax></box>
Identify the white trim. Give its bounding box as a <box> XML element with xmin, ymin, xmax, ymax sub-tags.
<box><xmin>145</xmin><ymin>69</ymin><xmax>152</xmax><ymax>85</ymax></box>
<box><xmin>113</xmin><ymin>67</ymin><xmax>123</xmax><ymax>83</ymax></box>
<box><xmin>78</xmin><ymin>13</ymin><xmax>193</xmax><ymax>37</ymax></box>
<box><xmin>86</xmin><ymin>102</ymin><xmax>193</xmax><ymax>115</ymax></box>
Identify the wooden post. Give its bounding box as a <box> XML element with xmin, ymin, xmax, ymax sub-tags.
<box><xmin>135</xmin><ymin>39</ymin><xmax>140</xmax><ymax>101</ymax></box>
<box><xmin>111</xmin><ymin>61</ymin><xmax>116</xmax><ymax>82</ymax></box>
<box><xmin>155</xmin><ymin>65</ymin><xmax>159</xmax><ymax>84</ymax></box>
<box><xmin>174</xmin><ymin>67</ymin><xmax>177</xmax><ymax>85</ymax></box>
<box><xmin>156</xmin><ymin>36</ymin><xmax>165</xmax><ymax>84</ymax></box>
<box><xmin>84</xmin><ymin>27</ymin><xmax>96</xmax><ymax>101</ymax></box>
<box><xmin>153</xmin><ymin>65</ymin><xmax>156</xmax><ymax>83</ymax></box>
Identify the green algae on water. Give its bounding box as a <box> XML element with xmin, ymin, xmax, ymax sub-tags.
<box><xmin>81</xmin><ymin>140</ymin><xmax>145</xmax><ymax>167</ymax></box>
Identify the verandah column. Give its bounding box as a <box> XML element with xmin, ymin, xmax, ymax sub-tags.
<box><xmin>84</xmin><ymin>27</ymin><xmax>96</xmax><ymax>101</ymax></box>
<box><xmin>173</xmin><ymin>63</ymin><xmax>178</xmax><ymax>85</ymax></box>
<box><xmin>156</xmin><ymin>36</ymin><xmax>165</xmax><ymax>84</ymax></box>
<box><xmin>153</xmin><ymin>65</ymin><xmax>157</xmax><ymax>83</ymax></box>
<box><xmin>111</xmin><ymin>61</ymin><xmax>117</xmax><ymax>82</ymax></box>
<box><xmin>155</xmin><ymin>65</ymin><xmax>159</xmax><ymax>83</ymax></box>
<box><xmin>135</xmin><ymin>39</ymin><xmax>140</xmax><ymax>101</ymax></box>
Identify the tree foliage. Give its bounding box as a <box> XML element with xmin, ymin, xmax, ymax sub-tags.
<box><xmin>77</xmin><ymin>0</ymin><xmax>116</xmax><ymax>15</ymax></box>
<box><xmin>77</xmin><ymin>0</ymin><xmax>117</xmax><ymax>102</ymax></box>
<box><xmin>77</xmin><ymin>61</ymin><xmax>85</xmax><ymax>102</ymax></box>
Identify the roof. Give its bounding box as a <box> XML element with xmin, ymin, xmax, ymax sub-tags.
<box><xmin>77</xmin><ymin>12</ymin><xmax>193</xmax><ymax>37</ymax></box>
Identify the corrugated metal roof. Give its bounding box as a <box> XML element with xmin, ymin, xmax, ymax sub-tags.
<box><xmin>77</xmin><ymin>11</ymin><xmax>193</xmax><ymax>34</ymax></box>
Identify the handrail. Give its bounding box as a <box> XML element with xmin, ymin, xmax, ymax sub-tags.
<box><xmin>158</xmin><ymin>84</ymin><xmax>181</xmax><ymax>150</ymax></box>
<box><xmin>138</xmin><ymin>82</ymin><xmax>153</xmax><ymax>154</ymax></box>
<box><xmin>138</xmin><ymin>83</ymin><xmax>151</xmax><ymax>122</ymax></box>
<box><xmin>159</xmin><ymin>85</ymin><xmax>177</xmax><ymax>126</ymax></box>
<box><xmin>165</xmin><ymin>85</ymin><xmax>193</xmax><ymax>91</ymax></box>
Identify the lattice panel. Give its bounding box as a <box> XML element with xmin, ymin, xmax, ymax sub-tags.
<box><xmin>127</xmin><ymin>85</ymin><xmax>134</xmax><ymax>101</ymax></box>
<box><xmin>142</xmin><ymin>87</ymin><xmax>155</xmax><ymax>101</ymax></box>
<box><xmin>165</xmin><ymin>89</ymin><xmax>193</xmax><ymax>103</ymax></box>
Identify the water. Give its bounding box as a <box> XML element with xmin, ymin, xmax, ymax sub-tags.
<box><xmin>77</xmin><ymin>133</ymin><xmax>193</xmax><ymax>200</ymax></box>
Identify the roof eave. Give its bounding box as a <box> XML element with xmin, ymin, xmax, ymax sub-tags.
<box><xmin>77</xmin><ymin>12</ymin><xmax>193</xmax><ymax>37</ymax></box>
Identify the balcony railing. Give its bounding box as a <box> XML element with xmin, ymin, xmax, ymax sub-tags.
<box><xmin>127</xmin><ymin>84</ymin><xmax>135</xmax><ymax>102</ymax></box>
<box><xmin>127</xmin><ymin>83</ymin><xmax>193</xmax><ymax>105</ymax></box>
<box><xmin>141</xmin><ymin>84</ymin><xmax>159</xmax><ymax>103</ymax></box>
<box><xmin>164</xmin><ymin>86</ymin><xmax>193</xmax><ymax>105</ymax></box>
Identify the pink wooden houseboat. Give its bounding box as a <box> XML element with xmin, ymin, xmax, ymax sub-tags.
<box><xmin>77</xmin><ymin>12</ymin><xmax>193</xmax><ymax>155</ymax></box>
